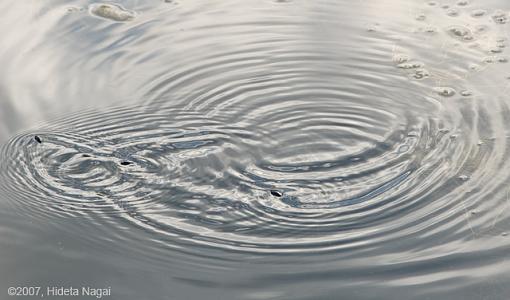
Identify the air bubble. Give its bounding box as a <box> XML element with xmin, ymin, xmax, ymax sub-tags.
<box><xmin>447</xmin><ymin>8</ymin><xmax>460</xmax><ymax>17</ymax></box>
<box><xmin>89</xmin><ymin>3</ymin><xmax>135</xmax><ymax>22</ymax></box>
<box><xmin>424</xmin><ymin>26</ymin><xmax>437</xmax><ymax>33</ymax></box>
<box><xmin>434</xmin><ymin>87</ymin><xmax>456</xmax><ymax>97</ymax></box>
<box><xmin>483</xmin><ymin>56</ymin><xmax>495</xmax><ymax>63</ymax></box>
<box><xmin>475</xmin><ymin>25</ymin><xmax>488</xmax><ymax>33</ymax></box>
<box><xmin>413</xmin><ymin>68</ymin><xmax>430</xmax><ymax>79</ymax></box>
<box><xmin>416</xmin><ymin>13</ymin><xmax>427</xmax><ymax>21</ymax></box>
<box><xmin>471</xmin><ymin>9</ymin><xmax>487</xmax><ymax>17</ymax></box>
<box><xmin>447</xmin><ymin>26</ymin><xmax>474</xmax><ymax>42</ymax></box>
<box><xmin>459</xmin><ymin>175</ymin><xmax>470</xmax><ymax>181</ymax></box>
<box><xmin>497</xmin><ymin>57</ymin><xmax>508</xmax><ymax>63</ymax></box>
<box><xmin>393</xmin><ymin>54</ymin><xmax>410</xmax><ymax>63</ymax></box>
<box><xmin>397</xmin><ymin>61</ymin><xmax>425</xmax><ymax>69</ymax></box>
<box><xmin>492</xmin><ymin>10</ymin><xmax>508</xmax><ymax>24</ymax></box>
<box><xmin>460</xmin><ymin>90</ymin><xmax>472</xmax><ymax>97</ymax></box>
<box><xmin>366</xmin><ymin>23</ymin><xmax>380</xmax><ymax>32</ymax></box>
<box><xmin>468</xmin><ymin>63</ymin><xmax>480</xmax><ymax>71</ymax></box>
<box><xmin>67</xmin><ymin>6</ymin><xmax>82</xmax><ymax>13</ymax></box>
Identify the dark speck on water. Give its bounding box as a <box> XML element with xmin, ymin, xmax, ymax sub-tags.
<box><xmin>82</xmin><ymin>154</ymin><xmax>91</xmax><ymax>158</ymax></box>
<box><xmin>270</xmin><ymin>190</ymin><xmax>283</xmax><ymax>197</ymax></box>
<box><xmin>34</xmin><ymin>135</ymin><xmax>42</xmax><ymax>144</ymax></box>
<box><xmin>120</xmin><ymin>161</ymin><xmax>133</xmax><ymax>166</ymax></box>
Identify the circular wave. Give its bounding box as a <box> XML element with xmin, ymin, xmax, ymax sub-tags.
<box><xmin>1</xmin><ymin>0</ymin><xmax>510</xmax><ymax>261</ymax></box>
<box><xmin>2</xmin><ymin>85</ymin><xmax>506</xmax><ymax>254</ymax></box>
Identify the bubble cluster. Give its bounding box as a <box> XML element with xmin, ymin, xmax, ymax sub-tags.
<box><xmin>393</xmin><ymin>54</ymin><xmax>429</xmax><ymax>80</ymax></box>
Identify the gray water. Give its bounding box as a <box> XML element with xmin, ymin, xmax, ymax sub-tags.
<box><xmin>1</xmin><ymin>0</ymin><xmax>510</xmax><ymax>299</ymax></box>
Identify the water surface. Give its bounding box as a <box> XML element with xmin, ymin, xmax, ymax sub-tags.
<box><xmin>1</xmin><ymin>0</ymin><xmax>510</xmax><ymax>299</ymax></box>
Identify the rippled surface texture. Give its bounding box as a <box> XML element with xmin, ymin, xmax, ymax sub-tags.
<box><xmin>1</xmin><ymin>0</ymin><xmax>510</xmax><ymax>299</ymax></box>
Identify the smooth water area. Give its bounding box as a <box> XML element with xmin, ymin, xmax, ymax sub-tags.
<box><xmin>1</xmin><ymin>0</ymin><xmax>510</xmax><ymax>299</ymax></box>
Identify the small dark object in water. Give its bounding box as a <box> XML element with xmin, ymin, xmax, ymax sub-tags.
<box><xmin>120</xmin><ymin>161</ymin><xmax>133</xmax><ymax>166</ymax></box>
<box><xmin>34</xmin><ymin>135</ymin><xmax>42</xmax><ymax>144</ymax></box>
<box><xmin>82</xmin><ymin>154</ymin><xmax>91</xmax><ymax>158</ymax></box>
<box><xmin>270</xmin><ymin>190</ymin><xmax>283</xmax><ymax>197</ymax></box>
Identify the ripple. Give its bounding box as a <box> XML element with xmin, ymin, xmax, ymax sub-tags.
<box><xmin>1</xmin><ymin>1</ymin><xmax>510</xmax><ymax>259</ymax></box>
<box><xmin>1</xmin><ymin>78</ymin><xmax>507</xmax><ymax>256</ymax></box>
<box><xmin>2</xmin><ymin>0</ymin><xmax>510</xmax><ymax>296</ymax></box>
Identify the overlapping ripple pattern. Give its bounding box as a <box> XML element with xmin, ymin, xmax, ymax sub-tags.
<box><xmin>1</xmin><ymin>0</ymin><xmax>510</xmax><ymax>298</ymax></box>
<box><xmin>1</xmin><ymin>64</ymin><xmax>508</xmax><ymax>254</ymax></box>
